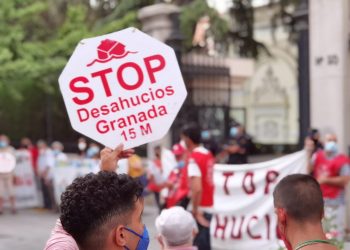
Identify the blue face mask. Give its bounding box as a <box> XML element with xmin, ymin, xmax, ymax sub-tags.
<box><xmin>325</xmin><ymin>141</ymin><xmax>338</xmax><ymax>154</ymax></box>
<box><xmin>177</xmin><ymin>160</ymin><xmax>185</xmax><ymax>169</ymax></box>
<box><xmin>201</xmin><ymin>130</ymin><xmax>210</xmax><ymax>140</ymax></box>
<box><xmin>86</xmin><ymin>147</ymin><xmax>99</xmax><ymax>158</ymax></box>
<box><xmin>53</xmin><ymin>150</ymin><xmax>61</xmax><ymax>156</ymax></box>
<box><xmin>0</xmin><ymin>141</ymin><xmax>8</xmax><ymax>148</ymax></box>
<box><xmin>230</xmin><ymin>127</ymin><xmax>238</xmax><ymax>138</ymax></box>
<box><xmin>124</xmin><ymin>226</ymin><xmax>150</xmax><ymax>250</ymax></box>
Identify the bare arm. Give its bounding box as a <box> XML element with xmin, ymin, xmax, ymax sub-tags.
<box><xmin>318</xmin><ymin>176</ymin><xmax>350</xmax><ymax>187</ymax></box>
<box><xmin>304</xmin><ymin>137</ymin><xmax>315</xmax><ymax>174</ymax></box>
<box><xmin>100</xmin><ymin>144</ymin><xmax>134</xmax><ymax>172</ymax></box>
<box><xmin>190</xmin><ymin>176</ymin><xmax>202</xmax><ymax>216</ymax></box>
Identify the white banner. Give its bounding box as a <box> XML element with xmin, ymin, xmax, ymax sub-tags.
<box><xmin>211</xmin><ymin>151</ymin><xmax>307</xmax><ymax>250</ymax></box>
<box><xmin>14</xmin><ymin>150</ymin><xmax>39</xmax><ymax>208</ymax></box>
<box><xmin>53</xmin><ymin>160</ymin><xmax>100</xmax><ymax>205</ymax></box>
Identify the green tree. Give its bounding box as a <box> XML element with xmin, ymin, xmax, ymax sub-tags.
<box><xmin>0</xmin><ymin>0</ymin><xmax>140</xmax><ymax>142</ymax></box>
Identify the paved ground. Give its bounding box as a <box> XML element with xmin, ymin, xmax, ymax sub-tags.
<box><xmin>0</xmin><ymin>203</ymin><xmax>160</xmax><ymax>250</ymax></box>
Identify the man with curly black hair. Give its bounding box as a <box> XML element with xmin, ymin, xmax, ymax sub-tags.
<box><xmin>59</xmin><ymin>171</ymin><xmax>148</xmax><ymax>250</ymax></box>
<box><xmin>44</xmin><ymin>144</ymin><xmax>148</xmax><ymax>250</ymax></box>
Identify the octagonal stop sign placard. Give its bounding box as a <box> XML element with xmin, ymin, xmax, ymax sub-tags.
<box><xmin>59</xmin><ymin>27</ymin><xmax>187</xmax><ymax>149</ymax></box>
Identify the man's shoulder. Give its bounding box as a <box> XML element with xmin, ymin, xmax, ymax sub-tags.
<box><xmin>192</xmin><ymin>146</ymin><xmax>213</xmax><ymax>158</ymax></box>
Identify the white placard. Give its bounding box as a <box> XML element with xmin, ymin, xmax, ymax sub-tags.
<box><xmin>59</xmin><ymin>27</ymin><xmax>187</xmax><ymax>149</ymax></box>
<box><xmin>0</xmin><ymin>152</ymin><xmax>16</xmax><ymax>173</ymax></box>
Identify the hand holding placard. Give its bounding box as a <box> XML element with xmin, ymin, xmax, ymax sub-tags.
<box><xmin>100</xmin><ymin>144</ymin><xmax>134</xmax><ymax>172</ymax></box>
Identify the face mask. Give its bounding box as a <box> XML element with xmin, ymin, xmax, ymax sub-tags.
<box><xmin>124</xmin><ymin>226</ymin><xmax>150</xmax><ymax>250</ymax></box>
<box><xmin>0</xmin><ymin>141</ymin><xmax>8</xmax><ymax>148</ymax></box>
<box><xmin>78</xmin><ymin>142</ymin><xmax>87</xmax><ymax>151</ymax></box>
<box><xmin>230</xmin><ymin>127</ymin><xmax>238</xmax><ymax>137</ymax></box>
<box><xmin>201</xmin><ymin>130</ymin><xmax>210</xmax><ymax>140</ymax></box>
<box><xmin>53</xmin><ymin>150</ymin><xmax>61</xmax><ymax>156</ymax></box>
<box><xmin>177</xmin><ymin>160</ymin><xmax>185</xmax><ymax>169</ymax></box>
<box><xmin>325</xmin><ymin>141</ymin><xmax>338</xmax><ymax>154</ymax></box>
<box><xmin>86</xmin><ymin>147</ymin><xmax>99</xmax><ymax>158</ymax></box>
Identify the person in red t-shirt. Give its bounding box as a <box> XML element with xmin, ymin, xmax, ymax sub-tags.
<box><xmin>181</xmin><ymin>123</ymin><xmax>214</xmax><ymax>250</ymax></box>
<box><xmin>165</xmin><ymin>143</ymin><xmax>190</xmax><ymax>209</ymax></box>
<box><xmin>307</xmin><ymin>133</ymin><xmax>350</xmax><ymax>240</ymax></box>
<box><xmin>20</xmin><ymin>137</ymin><xmax>39</xmax><ymax>176</ymax></box>
<box><xmin>147</xmin><ymin>145</ymin><xmax>165</xmax><ymax>213</ymax></box>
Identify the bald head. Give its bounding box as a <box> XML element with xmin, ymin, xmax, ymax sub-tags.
<box><xmin>273</xmin><ymin>174</ymin><xmax>324</xmax><ymax>223</ymax></box>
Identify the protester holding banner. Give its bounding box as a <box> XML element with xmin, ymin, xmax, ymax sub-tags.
<box><xmin>0</xmin><ymin>134</ymin><xmax>16</xmax><ymax>214</ymax></box>
<box><xmin>307</xmin><ymin>133</ymin><xmax>350</xmax><ymax>240</ymax></box>
<box><xmin>273</xmin><ymin>174</ymin><xmax>338</xmax><ymax>250</ymax></box>
<box><xmin>20</xmin><ymin>137</ymin><xmax>39</xmax><ymax>176</ymax></box>
<box><xmin>37</xmin><ymin>140</ymin><xmax>57</xmax><ymax>211</ymax></box>
<box><xmin>165</xmin><ymin>143</ymin><xmax>190</xmax><ymax>209</ymax></box>
<box><xmin>181</xmin><ymin>123</ymin><xmax>214</xmax><ymax>250</ymax></box>
<box><xmin>155</xmin><ymin>206</ymin><xmax>198</xmax><ymax>250</ymax></box>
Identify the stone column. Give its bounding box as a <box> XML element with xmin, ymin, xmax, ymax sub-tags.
<box><xmin>309</xmin><ymin>0</ymin><xmax>350</xmax><ymax>153</ymax></box>
<box><xmin>138</xmin><ymin>3</ymin><xmax>183</xmax><ymax>157</ymax></box>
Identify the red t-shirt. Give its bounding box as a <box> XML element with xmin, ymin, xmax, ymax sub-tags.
<box><xmin>166</xmin><ymin>165</ymin><xmax>189</xmax><ymax>208</ymax></box>
<box><xmin>313</xmin><ymin>150</ymin><xmax>349</xmax><ymax>199</ymax></box>
<box><xmin>29</xmin><ymin>146</ymin><xmax>39</xmax><ymax>173</ymax></box>
<box><xmin>188</xmin><ymin>146</ymin><xmax>215</xmax><ymax>207</ymax></box>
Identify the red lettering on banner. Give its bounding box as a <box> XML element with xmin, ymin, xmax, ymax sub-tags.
<box><xmin>70</xmin><ymin>76</ymin><xmax>94</xmax><ymax>105</ymax></box>
<box><xmin>247</xmin><ymin>216</ymin><xmax>262</xmax><ymax>239</ymax></box>
<box><xmin>213</xmin><ymin>214</ymin><xmax>276</xmax><ymax>241</ymax></box>
<box><xmin>264</xmin><ymin>170</ymin><xmax>279</xmax><ymax>194</ymax></box>
<box><xmin>144</xmin><ymin>54</ymin><xmax>166</xmax><ymax>84</ymax></box>
<box><xmin>242</xmin><ymin>172</ymin><xmax>255</xmax><ymax>195</ymax></box>
<box><xmin>214</xmin><ymin>215</ymin><xmax>228</xmax><ymax>240</ymax></box>
<box><xmin>265</xmin><ymin>214</ymin><xmax>271</xmax><ymax>240</ymax></box>
<box><xmin>91</xmin><ymin>68</ymin><xmax>113</xmax><ymax>97</ymax></box>
<box><xmin>231</xmin><ymin>216</ymin><xmax>244</xmax><ymax>239</ymax></box>
<box><xmin>223</xmin><ymin>172</ymin><xmax>234</xmax><ymax>195</ymax></box>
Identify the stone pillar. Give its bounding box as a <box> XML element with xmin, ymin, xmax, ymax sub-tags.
<box><xmin>309</xmin><ymin>0</ymin><xmax>350</xmax><ymax>153</ymax></box>
<box><xmin>138</xmin><ymin>3</ymin><xmax>183</xmax><ymax>157</ymax></box>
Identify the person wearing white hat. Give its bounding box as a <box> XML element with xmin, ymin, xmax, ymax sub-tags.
<box><xmin>155</xmin><ymin>206</ymin><xmax>198</xmax><ymax>250</ymax></box>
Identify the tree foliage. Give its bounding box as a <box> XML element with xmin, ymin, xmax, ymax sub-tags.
<box><xmin>0</xmin><ymin>0</ymin><xmax>141</xmax><ymax>142</ymax></box>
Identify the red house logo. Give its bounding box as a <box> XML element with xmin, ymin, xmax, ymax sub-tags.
<box><xmin>87</xmin><ymin>39</ymin><xmax>137</xmax><ymax>67</ymax></box>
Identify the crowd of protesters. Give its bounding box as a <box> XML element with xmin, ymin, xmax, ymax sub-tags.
<box><xmin>2</xmin><ymin>122</ymin><xmax>350</xmax><ymax>250</ymax></box>
<box><xmin>0</xmin><ymin>134</ymin><xmax>104</xmax><ymax>214</ymax></box>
